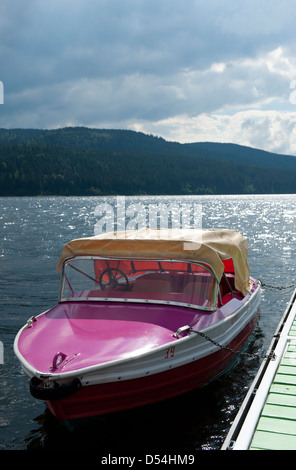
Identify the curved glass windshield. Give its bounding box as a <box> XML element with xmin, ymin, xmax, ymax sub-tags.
<box><xmin>60</xmin><ymin>257</ymin><xmax>218</xmax><ymax>311</ymax></box>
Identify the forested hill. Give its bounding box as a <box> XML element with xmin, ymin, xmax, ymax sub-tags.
<box><xmin>0</xmin><ymin>127</ymin><xmax>295</xmax><ymax>196</ymax></box>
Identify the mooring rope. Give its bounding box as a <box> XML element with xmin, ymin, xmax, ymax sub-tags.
<box><xmin>188</xmin><ymin>328</ymin><xmax>276</xmax><ymax>360</ymax></box>
<box><xmin>259</xmin><ymin>280</ymin><xmax>296</xmax><ymax>292</ymax></box>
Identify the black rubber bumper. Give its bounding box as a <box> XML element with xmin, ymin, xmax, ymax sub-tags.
<box><xmin>30</xmin><ymin>377</ymin><xmax>81</xmax><ymax>400</ymax></box>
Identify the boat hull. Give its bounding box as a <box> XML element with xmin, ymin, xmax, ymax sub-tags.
<box><xmin>45</xmin><ymin>308</ymin><xmax>259</xmax><ymax>421</ymax></box>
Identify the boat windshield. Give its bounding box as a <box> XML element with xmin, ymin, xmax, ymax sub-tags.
<box><xmin>59</xmin><ymin>257</ymin><xmax>218</xmax><ymax>311</ymax></box>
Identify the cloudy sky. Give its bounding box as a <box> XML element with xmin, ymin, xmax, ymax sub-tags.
<box><xmin>1</xmin><ymin>0</ymin><xmax>296</xmax><ymax>154</ymax></box>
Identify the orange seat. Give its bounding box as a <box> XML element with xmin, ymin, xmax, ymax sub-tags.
<box><xmin>132</xmin><ymin>280</ymin><xmax>170</xmax><ymax>294</ymax></box>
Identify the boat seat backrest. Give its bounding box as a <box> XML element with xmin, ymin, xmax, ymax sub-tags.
<box><xmin>132</xmin><ymin>279</ymin><xmax>171</xmax><ymax>293</ymax></box>
<box><xmin>183</xmin><ymin>281</ymin><xmax>203</xmax><ymax>297</ymax></box>
<box><xmin>183</xmin><ymin>277</ymin><xmax>215</xmax><ymax>299</ymax></box>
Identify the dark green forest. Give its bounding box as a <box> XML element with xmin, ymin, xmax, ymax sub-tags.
<box><xmin>0</xmin><ymin>127</ymin><xmax>295</xmax><ymax>196</ymax></box>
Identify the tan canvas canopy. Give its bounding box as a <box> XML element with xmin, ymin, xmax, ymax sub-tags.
<box><xmin>57</xmin><ymin>228</ymin><xmax>252</xmax><ymax>295</ymax></box>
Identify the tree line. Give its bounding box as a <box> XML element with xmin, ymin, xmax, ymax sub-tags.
<box><xmin>0</xmin><ymin>141</ymin><xmax>295</xmax><ymax>196</ymax></box>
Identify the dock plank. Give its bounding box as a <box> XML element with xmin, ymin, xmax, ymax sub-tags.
<box><xmin>262</xmin><ymin>403</ymin><xmax>296</xmax><ymax>420</ymax></box>
<box><xmin>256</xmin><ymin>415</ymin><xmax>296</xmax><ymax>435</ymax></box>
<box><xmin>267</xmin><ymin>392</ymin><xmax>296</xmax><ymax>407</ymax></box>
<box><xmin>281</xmin><ymin>355</ymin><xmax>296</xmax><ymax>365</ymax></box>
<box><xmin>270</xmin><ymin>382</ymin><xmax>296</xmax><ymax>395</ymax></box>
<box><xmin>273</xmin><ymin>373</ymin><xmax>296</xmax><ymax>386</ymax></box>
<box><xmin>250</xmin><ymin>430</ymin><xmax>296</xmax><ymax>450</ymax></box>
<box><xmin>277</xmin><ymin>365</ymin><xmax>296</xmax><ymax>375</ymax></box>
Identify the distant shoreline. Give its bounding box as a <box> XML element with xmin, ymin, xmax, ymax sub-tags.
<box><xmin>1</xmin><ymin>127</ymin><xmax>296</xmax><ymax>197</ymax></box>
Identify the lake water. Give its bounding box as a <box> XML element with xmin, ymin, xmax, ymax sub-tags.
<box><xmin>1</xmin><ymin>194</ymin><xmax>296</xmax><ymax>452</ymax></box>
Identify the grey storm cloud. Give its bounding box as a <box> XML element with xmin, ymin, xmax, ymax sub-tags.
<box><xmin>1</xmin><ymin>0</ymin><xmax>296</xmax><ymax>153</ymax></box>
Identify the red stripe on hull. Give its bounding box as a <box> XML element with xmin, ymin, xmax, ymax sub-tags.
<box><xmin>47</xmin><ymin>311</ymin><xmax>259</xmax><ymax>421</ymax></box>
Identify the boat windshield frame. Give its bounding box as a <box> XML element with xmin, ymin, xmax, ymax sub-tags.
<box><xmin>58</xmin><ymin>256</ymin><xmax>219</xmax><ymax>312</ymax></box>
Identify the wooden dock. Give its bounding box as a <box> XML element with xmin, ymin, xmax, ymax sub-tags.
<box><xmin>222</xmin><ymin>288</ymin><xmax>296</xmax><ymax>450</ymax></box>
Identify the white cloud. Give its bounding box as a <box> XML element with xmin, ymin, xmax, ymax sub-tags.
<box><xmin>1</xmin><ymin>0</ymin><xmax>296</xmax><ymax>155</ymax></box>
<box><xmin>132</xmin><ymin>110</ymin><xmax>296</xmax><ymax>156</ymax></box>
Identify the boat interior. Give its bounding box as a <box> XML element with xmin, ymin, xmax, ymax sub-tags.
<box><xmin>60</xmin><ymin>257</ymin><xmax>242</xmax><ymax>310</ymax></box>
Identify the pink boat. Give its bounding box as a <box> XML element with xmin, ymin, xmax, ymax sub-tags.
<box><xmin>14</xmin><ymin>228</ymin><xmax>260</xmax><ymax>422</ymax></box>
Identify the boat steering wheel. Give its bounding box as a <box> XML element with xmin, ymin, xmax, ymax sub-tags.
<box><xmin>99</xmin><ymin>268</ymin><xmax>130</xmax><ymax>291</ymax></box>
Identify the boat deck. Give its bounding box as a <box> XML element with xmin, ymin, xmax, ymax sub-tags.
<box><xmin>222</xmin><ymin>288</ymin><xmax>296</xmax><ymax>450</ymax></box>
